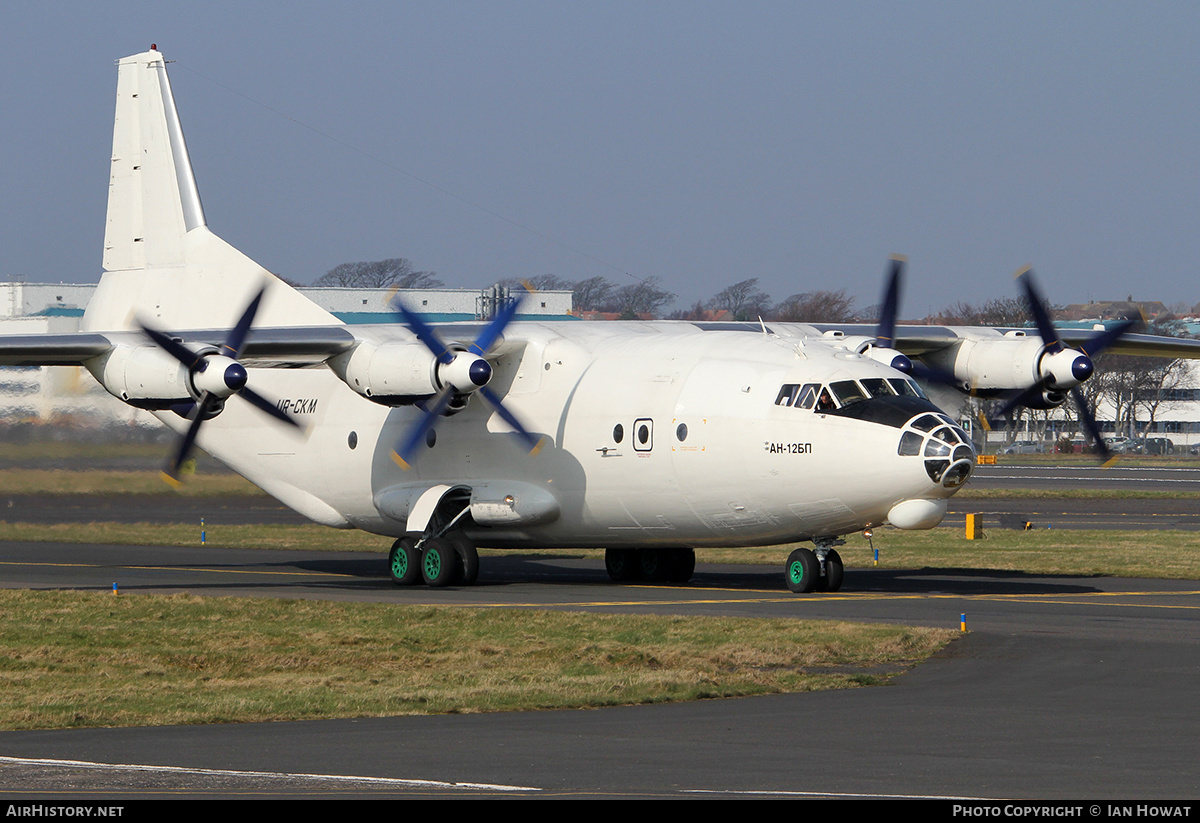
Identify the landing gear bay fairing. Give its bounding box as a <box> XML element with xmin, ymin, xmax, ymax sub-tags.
<box><xmin>4</xmin><ymin>49</ymin><xmax>1197</xmax><ymax>593</ymax></box>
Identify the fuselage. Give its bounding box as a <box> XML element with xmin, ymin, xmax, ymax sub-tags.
<box><xmin>166</xmin><ymin>320</ymin><xmax>974</xmax><ymax>549</ymax></box>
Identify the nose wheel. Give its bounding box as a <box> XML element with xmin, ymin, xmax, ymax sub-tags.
<box><xmin>785</xmin><ymin>543</ymin><xmax>844</xmax><ymax>593</ymax></box>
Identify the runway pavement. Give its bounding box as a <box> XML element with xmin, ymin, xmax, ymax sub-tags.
<box><xmin>0</xmin><ymin>543</ymin><xmax>1197</xmax><ymax>798</ymax></box>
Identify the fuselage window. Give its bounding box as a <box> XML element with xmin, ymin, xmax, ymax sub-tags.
<box><xmin>830</xmin><ymin>380</ymin><xmax>867</xmax><ymax>407</ymax></box>
<box><xmin>613</xmin><ymin>424</ymin><xmax>624</xmax><ymax>443</ymax></box>
<box><xmin>860</xmin><ymin>377</ymin><xmax>894</xmax><ymax>397</ymax></box>
<box><xmin>676</xmin><ymin>423</ymin><xmax>688</xmax><ymax>441</ymax></box>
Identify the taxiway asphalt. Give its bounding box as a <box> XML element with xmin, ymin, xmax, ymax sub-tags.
<box><xmin>1</xmin><ymin>462</ymin><xmax>1197</xmax><ymax>798</ymax></box>
<box><xmin>0</xmin><ymin>542</ymin><xmax>1197</xmax><ymax>798</ymax></box>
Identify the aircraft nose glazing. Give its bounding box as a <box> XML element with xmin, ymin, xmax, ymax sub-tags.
<box><xmin>896</xmin><ymin>412</ymin><xmax>975</xmax><ymax>489</ymax></box>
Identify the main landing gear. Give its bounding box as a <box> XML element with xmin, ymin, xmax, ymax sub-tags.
<box><xmin>785</xmin><ymin>539</ymin><xmax>844</xmax><ymax>594</ymax></box>
<box><xmin>389</xmin><ymin>531</ymin><xmax>480</xmax><ymax>588</ymax></box>
<box><xmin>604</xmin><ymin>548</ymin><xmax>696</xmax><ymax>583</ymax></box>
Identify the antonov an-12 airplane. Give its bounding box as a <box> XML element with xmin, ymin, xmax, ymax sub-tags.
<box><xmin>4</xmin><ymin>48</ymin><xmax>1198</xmax><ymax>593</ymax></box>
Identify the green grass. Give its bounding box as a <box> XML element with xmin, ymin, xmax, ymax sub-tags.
<box><xmin>0</xmin><ymin>589</ymin><xmax>952</xmax><ymax>730</ymax></box>
<box><xmin>0</xmin><ymin>469</ymin><xmax>263</xmax><ymax>495</ymax></box>
<box><xmin>1</xmin><ymin>520</ymin><xmax>1198</xmax><ymax>579</ymax></box>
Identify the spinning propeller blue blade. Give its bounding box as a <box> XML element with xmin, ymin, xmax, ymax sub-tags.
<box><xmin>389</xmin><ymin>286</ymin><xmax>544</xmax><ymax>469</ymax></box>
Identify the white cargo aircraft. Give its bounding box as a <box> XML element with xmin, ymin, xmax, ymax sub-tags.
<box><xmin>4</xmin><ymin>48</ymin><xmax>1198</xmax><ymax>593</ymax></box>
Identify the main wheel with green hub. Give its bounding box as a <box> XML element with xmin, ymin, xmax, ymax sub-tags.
<box><xmin>388</xmin><ymin>536</ymin><xmax>421</xmax><ymax>586</ymax></box>
<box><xmin>421</xmin><ymin>537</ymin><xmax>461</xmax><ymax>587</ymax></box>
<box><xmin>785</xmin><ymin>547</ymin><xmax>819</xmax><ymax>593</ymax></box>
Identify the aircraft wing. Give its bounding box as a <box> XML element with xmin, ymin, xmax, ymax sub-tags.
<box><xmin>0</xmin><ymin>327</ymin><xmax>359</xmax><ymax>368</ymax></box>
<box><xmin>805</xmin><ymin>323</ymin><xmax>1200</xmax><ymax>359</ymax></box>
<box><xmin>1055</xmin><ymin>329</ymin><xmax>1200</xmax><ymax>358</ymax></box>
<box><xmin>0</xmin><ymin>334</ymin><xmax>115</xmax><ymax>366</ymax></box>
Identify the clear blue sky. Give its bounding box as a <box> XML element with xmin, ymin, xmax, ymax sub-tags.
<box><xmin>1</xmin><ymin>1</ymin><xmax>1197</xmax><ymax>317</ymax></box>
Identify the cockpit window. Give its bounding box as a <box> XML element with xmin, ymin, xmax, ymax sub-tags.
<box><xmin>794</xmin><ymin>383</ymin><xmax>820</xmax><ymax>410</ymax></box>
<box><xmin>889</xmin><ymin>378</ymin><xmax>928</xmax><ymax>399</ymax></box>
<box><xmin>829</xmin><ymin>380</ymin><xmax>867</xmax><ymax>407</ymax></box>
<box><xmin>815</xmin><ymin>386</ymin><xmax>837</xmax><ymax>411</ymax></box>
<box><xmin>860</xmin><ymin>378</ymin><xmax>895</xmax><ymax>397</ymax></box>
<box><xmin>775</xmin><ymin>383</ymin><xmax>821</xmax><ymax>409</ymax></box>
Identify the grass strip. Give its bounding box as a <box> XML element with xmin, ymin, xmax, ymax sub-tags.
<box><xmin>0</xmin><ymin>589</ymin><xmax>952</xmax><ymax>730</ymax></box>
<box><xmin>2</xmin><ymin>521</ymin><xmax>1198</xmax><ymax>579</ymax></box>
<box><xmin>3</xmin><ymin>468</ymin><xmax>1199</xmax><ymax>501</ymax></box>
<box><xmin>0</xmin><ymin>470</ymin><xmax>263</xmax><ymax>496</ymax></box>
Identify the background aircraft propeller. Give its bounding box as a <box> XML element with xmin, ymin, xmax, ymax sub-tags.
<box><xmin>390</xmin><ymin>286</ymin><xmax>544</xmax><ymax>469</ymax></box>
<box><xmin>139</xmin><ymin>286</ymin><xmax>300</xmax><ymax>485</ymax></box>
<box><xmin>872</xmin><ymin>255</ymin><xmax>915</xmax><ymax>375</ymax></box>
<box><xmin>988</xmin><ymin>268</ymin><xmax>1140</xmax><ymax>464</ymax></box>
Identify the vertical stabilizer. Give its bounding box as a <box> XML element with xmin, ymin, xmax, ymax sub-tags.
<box><xmin>103</xmin><ymin>48</ymin><xmax>203</xmax><ymax>273</ymax></box>
<box><xmin>85</xmin><ymin>48</ymin><xmax>337</xmax><ymax>333</ymax></box>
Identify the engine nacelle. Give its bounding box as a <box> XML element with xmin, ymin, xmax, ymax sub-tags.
<box><xmin>329</xmin><ymin>342</ymin><xmax>440</xmax><ymax>404</ymax></box>
<box><xmin>86</xmin><ymin>345</ymin><xmax>194</xmax><ymax>410</ymax></box>
<box><xmin>827</xmin><ymin>334</ymin><xmax>914</xmax><ymax>374</ymax></box>
<box><xmin>931</xmin><ymin>333</ymin><xmax>1094</xmax><ymax>395</ymax></box>
<box><xmin>1022</xmin><ymin>387</ymin><xmax>1068</xmax><ymax>410</ymax></box>
<box><xmin>928</xmin><ymin>333</ymin><xmax>1045</xmax><ymax>392</ymax></box>
<box><xmin>865</xmin><ymin>345</ymin><xmax>913</xmax><ymax>374</ymax></box>
<box><xmin>330</xmin><ymin>341</ymin><xmax>496</xmax><ymax>405</ymax></box>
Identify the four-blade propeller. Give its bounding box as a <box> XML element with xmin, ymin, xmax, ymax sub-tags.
<box><xmin>989</xmin><ymin>268</ymin><xmax>1139</xmax><ymax>464</ymax></box>
<box><xmin>139</xmin><ymin>286</ymin><xmax>300</xmax><ymax>486</ymax></box>
<box><xmin>389</xmin><ymin>286</ymin><xmax>544</xmax><ymax>469</ymax></box>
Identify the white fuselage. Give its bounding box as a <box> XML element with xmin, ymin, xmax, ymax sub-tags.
<box><xmin>168</xmin><ymin>321</ymin><xmax>968</xmax><ymax>549</ymax></box>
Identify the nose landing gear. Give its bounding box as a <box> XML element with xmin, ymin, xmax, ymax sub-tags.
<box><xmin>785</xmin><ymin>540</ymin><xmax>844</xmax><ymax>593</ymax></box>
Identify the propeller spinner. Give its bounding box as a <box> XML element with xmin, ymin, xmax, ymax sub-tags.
<box><xmin>139</xmin><ymin>286</ymin><xmax>301</xmax><ymax>486</ymax></box>
<box><xmin>389</xmin><ymin>287</ymin><xmax>544</xmax><ymax>469</ymax></box>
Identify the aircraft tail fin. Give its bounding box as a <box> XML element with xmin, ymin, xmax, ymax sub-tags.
<box><xmin>84</xmin><ymin>48</ymin><xmax>337</xmax><ymax>333</ymax></box>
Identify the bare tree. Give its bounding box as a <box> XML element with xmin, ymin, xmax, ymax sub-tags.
<box><xmin>666</xmin><ymin>301</ymin><xmax>710</xmax><ymax>321</ymax></box>
<box><xmin>604</xmin><ymin>278</ymin><xmax>675</xmax><ymax>319</ymax></box>
<box><xmin>571</xmin><ymin>276</ymin><xmax>616</xmax><ymax>312</ymax></box>
<box><xmin>707</xmin><ymin>278</ymin><xmax>772</xmax><ymax>321</ymax></box>
<box><xmin>314</xmin><ymin>258</ymin><xmax>442</xmax><ymax>289</ymax></box>
<box><xmin>770</xmin><ymin>290</ymin><xmax>856</xmax><ymax>322</ymax></box>
<box><xmin>498</xmin><ymin>274</ymin><xmax>573</xmax><ymax>292</ymax></box>
<box><xmin>1136</xmin><ymin>358</ymin><xmax>1195</xmax><ymax>441</ymax></box>
<box><xmin>929</xmin><ymin>296</ymin><xmax>1043</xmax><ymax>327</ymax></box>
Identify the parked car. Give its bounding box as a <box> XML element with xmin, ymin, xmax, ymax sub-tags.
<box><xmin>1002</xmin><ymin>443</ymin><xmax>1045</xmax><ymax>454</ymax></box>
<box><xmin>1142</xmin><ymin>437</ymin><xmax>1175</xmax><ymax>455</ymax></box>
<box><xmin>1105</xmin><ymin>438</ymin><xmax>1140</xmax><ymax>454</ymax></box>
